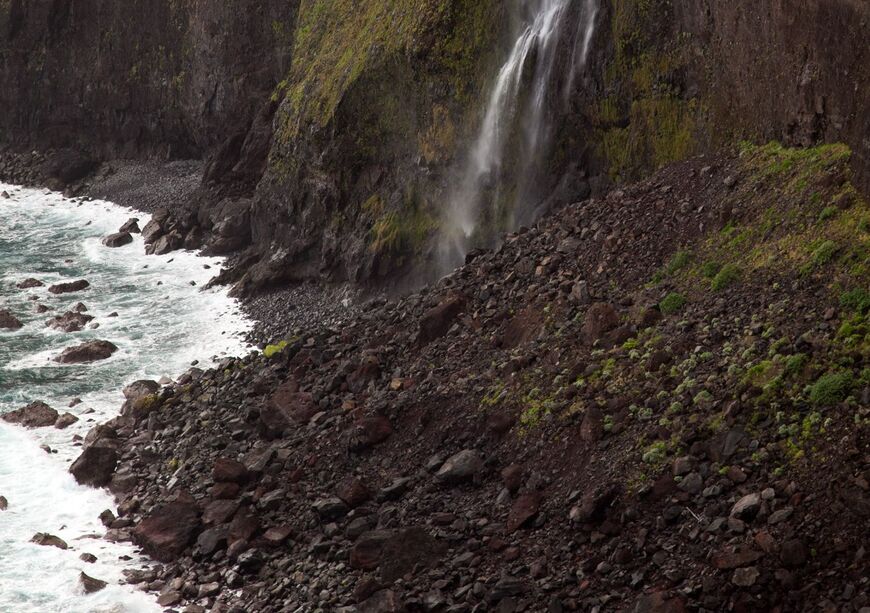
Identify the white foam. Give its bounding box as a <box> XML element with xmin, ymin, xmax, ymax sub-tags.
<box><xmin>0</xmin><ymin>183</ymin><xmax>253</xmax><ymax>611</ymax></box>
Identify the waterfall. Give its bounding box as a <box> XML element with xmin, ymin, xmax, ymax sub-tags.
<box><xmin>440</xmin><ymin>0</ymin><xmax>598</xmax><ymax>269</ymax></box>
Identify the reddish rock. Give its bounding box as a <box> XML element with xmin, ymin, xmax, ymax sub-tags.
<box><xmin>581</xmin><ymin>302</ymin><xmax>620</xmax><ymax>345</ymax></box>
<box><xmin>418</xmin><ymin>293</ymin><xmax>465</xmax><ymax>345</ymax></box>
<box><xmin>501</xmin><ymin>464</ymin><xmax>524</xmax><ymax>493</ymax></box>
<box><xmin>212</xmin><ymin>457</ymin><xmax>250</xmax><ymax>484</ymax></box>
<box><xmin>580</xmin><ymin>407</ymin><xmax>604</xmax><ymax>442</ymax></box>
<box><xmin>132</xmin><ymin>502</ymin><xmax>202</xmax><ymax>562</ymax></box>
<box><xmin>506</xmin><ymin>492</ymin><xmax>543</xmax><ymax>533</ymax></box>
<box><xmin>228</xmin><ymin>507</ymin><xmax>260</xmax><ymax>543</ymax></box>
<box><xmin>203</xmin><ymin>499</ymin><xmax>239</xmax><ymax>526</ymax></box>
<box><xmin>336</xmin><ymin>477</ymin><xmax>371</xmax><ymax>508</ymax></box>
<box><xmin>261</xmin><ymin>381</ymin><xmax>317</xmax><ymax>431</ymax></box>
<box><xmin>630</xmin><ymin>591</ymin><xmax>687</xmax><ymax>613</ymax></box>
<box><xmin>210</xmin><ymin>482</ymin><xmax>241</xmax><ymax>499</ymax></box>
<box><xmin>262</xmin><ymin>525</ymin><xmax>294</xmax><ymax>546</ymax></box>
<box><xmin>711</xmin><ymin>547</ymin><xmax>765</xmax><ymax>569</ymax></box>
<box><xmin>347</xmin><ymin>415</ymin><xmax>393</xmax><ymax>451</ymax></box>
<box><xmin>350</xmin><ymin>527</ymin><xmax>442</xmax><ymax>582</ymax></box>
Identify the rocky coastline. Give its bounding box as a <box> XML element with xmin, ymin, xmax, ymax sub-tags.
<box><xmin>4</xmin><ymin>144</ymin><xmax>866</xmax><ymax>612</ymax></box>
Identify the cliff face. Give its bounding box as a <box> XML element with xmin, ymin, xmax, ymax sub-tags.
<box><xmin>1</xmin><ymin>0</ymin><xmax>867</xmax><ymax>291</ymax></box>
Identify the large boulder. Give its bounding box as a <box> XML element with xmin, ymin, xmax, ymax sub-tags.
<box><xmin>46</xmin><ymin>311</ymin><xmax>94</xmax><ymax>333</ymax></box>
<box><xmin>2</xmin><ymin>401</ymin><xmax>58</xmax><ymax>428</ymax></box>
<box><xmin>69</xmin><ymin>442</ymin><xmax>119</xmax><ymax>487</ymax></box>
<box><xmin>48</xmin><ymin>280</ymin><xmax>90</xmax><ymax>294</ymax></box>
<box><xmin>0</xmin><ymin>309</ymin><xmax>23</xmax><ymax>330</ymax></box>
<box><xmin>55</xmin><ymin>340</ymin><xmax>117</xmax><ymax>364</ymax></box>
<box><xmin>581</xmin><ymin>303</ymin><xmax>620</xmax><ymax>345</ymax></box>
<box><xmin>436</xmin><ymin>449</ymin><xmax>483</xmax><ymax>484</ymax></box>
<box><xmin>132</xmin><ymin>501</ymin><xmax>202</xmax><ymax>562</ymax></box>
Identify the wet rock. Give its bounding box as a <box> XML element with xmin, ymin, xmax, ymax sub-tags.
<box><xmin>55</xmin><ymin>340</ymin><xmax>118</xmax><ymax>363</ymax></box>
<box><xmin>54</xmin><ymin>412</ymin><xmax>79</xmax><ymax>429</ymax></box>
<box><xmin>79</xmin><ymin>553</ymin><xmax>97</xmax><ymax>563</ymax></box>
<box><xmin>102</xmin><ymin>231</ymin><xmax>133</xmax><ymax>247</ymax></box>
<box><xmin>46</xmin><ymin>311</ymin><xmax>94</xmax><ymax>332</ymax></box>
<box><xmin>436</xmin><ymin>449</ymin><xmax>483</xmax><ymax>484</ymax></box>
<box><xmin>16</xmin><ymin>278</ymin><xmax>43</xmax><ymax>289</ymax></box>
<box><xmin>48</xmin><ymin>280</ymin><xmax>90</xmax><ymax>294</ymax></box>
<box><xmin>31</xmin><ymin>533</ymin><xmax>68</xmax><ymax>549</ymax></box>
<box><xmin>0</xmin><ymin>496</ymin><xmax>7</xmax><ymax>510</ymax></box>
<box><xmin>119</xmin><ymin>218</ymin><xmax>141</xmax><ymax>234</ymax></box>
<box><xmin>79</xmin><ymin>572</ymin><xmax>107</xmax><ymax>594</ymax></box>
<box><xmin>3</xmin><ymin>401</ymin><xmax>59</xmax><ymax>428</ymax></box>
<box><xmin>0</xmin><ymin>309</ymin><xmax>23</xmax><ymax>330</ymax></box>
<box><xmin>132</xmin><ymin>501</ymin><xmax>202</xmax><ymax>562</ymax></box>
<box><xmin>69</xmin><ymin>442</ymin><xmax>119</xmax><ymax>487</ymax></box>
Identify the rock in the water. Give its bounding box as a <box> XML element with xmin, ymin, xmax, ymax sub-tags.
<box><xmin>132</xmin><ymin>501</ymin><xmax>202</xmax><ymax>562</ymax></box>
<box><xmin>102</xmin><ymin>231</ymin><xmax>133</xmax><ymax>248</ymax></box>
<box><xmin>0</xmin><ymin>309</ymin><xmax>23</xmax><ymax>330</ymax></box>
<box><xmin>79</xmin><ymin>572</ymin><xmax>107</xmax><ymax>594</ymax></box>
<box><xmin>55</xmin><ymin>340</ymin><xmax>118</xmax><ymax>364</ymax></box>
<box><xmin>54</xmin><ymin>412</ymin><xmax>79</xmax><ymax>429</ymax></box>
<box><xmin>0</xmin><ymin>496</ymin><xmax>7</xmax><ymax>510</ymax></box>
<box><xmin>2</xmin><ymin>401</ymin><xmax>59</xmax><ymax>428</ymax></box>
<box><xmin>31</xmin><ymin>533</ymin><xmax>68</xmax><ymax>549</ymax></box>
<box><xmin>79</xmin><ymin>553</ymin><xmax>97</xmax><ymax>563</ymax></box>
<box><xmin>119</xmin><ymin>218</ymin><xmax>141</xmax><ymax>234</ymax></box>
<box><xmin>436</xmin><ymin>449</ymin><xmax>483</xmax><ymax>484</ymax></box>
<box><xmin>46</xmin><ymin>311</ymin><xmax>94</xmax><ymax>333</ymax></box>
<box><xmin>69</xmin><ymin>442</ymin><xmax>119</xmax><ymax>487</ymax></box>
<box><xmin>16</xmin><ymin>278</ymin><xmax>43</xmax><ymax>289</ymax></box>
<box><xmin>48</xmin><ymin>279</ymin><xmax>90</xmax><ymax>294</ymax></box>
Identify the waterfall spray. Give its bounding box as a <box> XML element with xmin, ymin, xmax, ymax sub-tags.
<box><xmin>439</xmin><ymin>0</ymin><xmax>598</xmax><ymax>271</ymax></box>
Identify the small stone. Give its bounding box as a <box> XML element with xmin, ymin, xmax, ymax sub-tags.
<box><xmin>767</xmin><ymin>507</ymin><xmax>793</xmax><ymax>525</ymax></box>
<box><xmin>732</xmin><ymin>566</ymin><xmax>759</xmax><ymax>587</ymax></box>
<box><xmin>730</xmin><ymin>493</ymin><xmax>761</xmax><ymax>519</ymax></box>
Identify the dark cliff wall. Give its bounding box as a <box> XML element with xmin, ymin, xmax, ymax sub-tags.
<box><xmin>0</xmin><ymin>0</ymin><xmax>867</xmax><ymax>292</ymax></box>
<box><xmin>0</xmin><ymin>0</ymin><xmax>295</xmax><ymax>161</ymax></box>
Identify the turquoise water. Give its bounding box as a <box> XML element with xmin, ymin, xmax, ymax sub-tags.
<box><xmin>0</xmin><ymin>184</ymin><xmax>251</xmax><ymax>612</ymax></box>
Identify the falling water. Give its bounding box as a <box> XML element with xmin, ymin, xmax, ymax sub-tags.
<box><xmin>440</xmin><ymin>0</ymin><xmax>598</xmax><ymax>268</ymax></box>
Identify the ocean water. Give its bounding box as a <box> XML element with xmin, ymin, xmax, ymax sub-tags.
<box><xmin>0</xmin><ymin>183</ymin><xmax>252</xmax><ymax>612</ymax></box>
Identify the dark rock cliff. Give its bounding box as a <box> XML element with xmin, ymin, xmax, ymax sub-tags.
<box><xmin>1</xmin><ymin>0</ymin><xmax>867</xmax><ymax>292</ymax></box>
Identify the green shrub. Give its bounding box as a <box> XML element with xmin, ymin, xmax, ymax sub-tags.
<box><xmin>818</xmin><ymin>206</ymin><xmax>838</xmax><ymax>221</ymax></box>
<box><xmin>840</xmin><ymin>288</ymin><xmax>870</xmax><ymax>314</ymax></box>
<box><xmin>808</xmin><ymin>371</ymin><xmax>853</xmax><ymax>406</ymax></box>
<box><xmin>811</xmin><ymin>240</ymin><xmax>838</xmax><ymax>266</ymax></box>
<box><xmin>666</xmin><ymin>251</ymin><xmax>691</xmax><ymax>274</ymax></box>
<box><xmin>701</xmin><ymin>261</ymin><xmax>720</xmax><ymax>279</ymax></box>
<box><xmin>659</xmin><ymin>292</ymin><xmax>686</xmax><ymax>315</ymax></box>
<box><xmin>711</xmin><ymin>264</ymin><xmax>740</xmax><ymax>291</ymax></box>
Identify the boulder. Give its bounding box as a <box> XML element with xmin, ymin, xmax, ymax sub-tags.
<box><xmin>119</xmin><ymin>218</ymin><xmax>141</xmax><ymax>234</ymax></box>
<box><xmin>581</xmin><ymin>302</ymin><xmax>620</xmax><ymax>345</ymax></box>
<box><xmin>69</xmin><ymin>442</ymin><xmax>119</xmax><ymax>487</ymax></box>
<box><xmin>506</xmin><ymin>492</ymin><xmax>543</xmax><ymax>533</ymax></box>
<box><xmin>102</xmin><ymin>231</ymin><xmax>133</xmax><ymax>248</ymax></box>
<box><xmin>48</xmin><ymin>280</ymin><xmax>90</xmax><ymax>294</ymax></box>
<box><xmin>212</xmin><ymin>457</ymin><xmax>250</xmax><ymax>484</ymax></box>
<box><xmin>0</xmin><ymin>309</ymin><xmax>23</xmax><ymax>330</ymax></box>
<box><xmin>132</xmin><ymin>501</ymin><xmax>202</xmax><ymax>562</ymax></box>
<box><xmin>730</xmin><ymin>493</ymin><xmax>761</xmax><ymax>520</ymax></box>
<box><xmin>261</xmin><ymin>381</ymin><xmax>317</xmax><ymax>431</ymax></box>
<box><xmin>55</xmin><ymin>340</ymin><xmax>117</xmax><ymax>363</ymax></box>
<box><xmin>436</xmin><ymin>449</ymin><xmax>483</xmax><ymax>484</ymax></box>
<box><xmin>46</xmin><ymin>311</ymin><xmax>94</xmax><ymax>332</ymax></box>
<box><xmin>123</xmin><ymin>380</ymin><xmax>160</xmax><ymax>400</ymax></box>
<box><xmin>16</xmin><ymin>278</ymin><xmax>43</xmax><ymax>289</ymax></box>
<box><xmin>418</xmin><ymin>293</ymin><xmax>465</xmax><ymax>345</ymax></box>
<box><xmin>31</xmin><ymin>533</ymin><xmax>68</xmax><ymax>549</ymax></box>
<box><xmin>54</xmin><ymin>412</ymin><xmax>79</xmax><ymax>429</ymax></box>
<box><xmin>2</xmin><ymin>401</ymin><xmax>59</xmax><ymax>428</ymax></box>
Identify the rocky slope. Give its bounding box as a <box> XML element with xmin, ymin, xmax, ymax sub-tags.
<box><xmin>1</xmin><ymin>0</ymin><xmax>868</xmax><ymax>293</ymax></box>
<box><xmin>64</xmin><ymin>143</ymin><xmax>870</xmax><ymax>612</ymax></box>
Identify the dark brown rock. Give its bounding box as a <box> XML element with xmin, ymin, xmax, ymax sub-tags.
<box><xmin>48</xmin><ymin>280</ymin><xmax>90</xmax><ymax>294</ymax></box>
<box><xmin>69</xmin><ymin>442</ymin><xmax>119</xmax><ymax>487</ymax></box>
<box><xmin>506</xmin><ymin>492</ymin><xmax>543</xmax><ymax>533</ymax></box>
<box><xmin>46</xmin><ymin>311</ymin><xmax>94</xmax><ymax>333</ymax></box>
<box><xmin>132</xmin><ymin>502</ymin><xmax>202</xmax><ymax>562</ymax></box>
<box><xmin>55</xmin><ymin>340</ymin><xmax>117</xmax><ymax>363</ymax></box>
<box><xmin>0</xmin><ymin>309</ymin><xmax>23</xmax><ymax>330</ymax></box>
<box><xmin>31</xmin><ymin>533</ymin><xmax>68</xmax><ymax>549</ymax></box>
<box><xmin>418</xmin><ymin>293</ymin><xmax>465</xmax><ymax>345</ymax></box>
<box><xmin>79</xmin><ymin>572</ymin><xmax>107</xmax><ymax>594</ymax></box>
<box><xmin>581</xmin><ymin>303</ymin><xmax>620</xmax><ymax>345</ymax></box>
<box><xmin>102</xmin><ymin>231</ymin><xmax>133</xmax><ymax>247</ymax></box>
<box><xmin>2</xmin><ymin>401</ymin><xmax>58</xmax><ymax>428</ymax></box>
<box><xmin>212</xmin><ymin>457</ymin><xmax>250</xmax><ymax>484</ymax></box>
<box><xmin>16</xmin><ymin>278</ymin><xmax>43</xmax><ymax>289</ymax></box>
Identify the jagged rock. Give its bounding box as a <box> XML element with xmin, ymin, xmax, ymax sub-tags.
<box><xmin>313</xmin><ymin>497</ymin><xmax>349</xmax><ymax>520</ymax></box>
<box><xmin>418</xmin><ymin>293</ymin><xmax>465</xmax><ymax>345</ymax></box>
<box><xmin>132</xmin><ymin>501</ymin><xmax>202</xmax><ymax>562</ymax></box>
<box><xmin>79</xmin><ymin>572</ymin><xmax>107</xmax><ymax>594</ymax></box>
<box><xmin>581</xmin><ymin>302</ymin><xmax>619</xmax><ymax>345</ymax></box>
<box><xmin>55</xmin><ymin>340</ymin><xmax>117</xmax><ymax>363</ymax></box>
<box><xmin>48</xmin><ymin>279</ymin><xmax>90</xmax><ymax>294</ymax></box>
<box><xmin>54</xmin><ymin>412</ymin><xmax>79</xmax><ymax>429</ymax></box>
<box><xmin>212</xmin><ymin>457</ymin><xmax>250</xmax><ymax>484</ymax></box>
<box><xmin>730</xmin><ymin>493</ymin><xmax>761</xmax><ymax>520</ymax></box>
<box><xmin>506</xmin><ymin>491</ymin><xmax>543</xmax><ymax>532</ymax></box>
<box><xmin>0</xmin><ymin>309</ymin><xmax>23</xmax><ymax>330</ymax></box>
<box><xmin>119</xmin><ymin>218</ymin><xmax>141</xmax><ymax>233</ymax></box>
<box><xmin>2</xmin><ymin>401</ymin><xmax>58</xmax><ymax>428</ymax></box>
